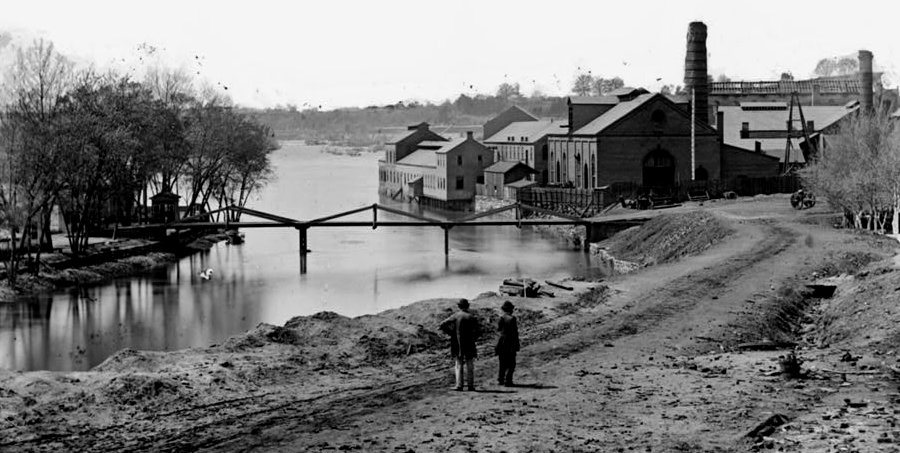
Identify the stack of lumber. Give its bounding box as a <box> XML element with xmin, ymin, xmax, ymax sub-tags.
<box><xmin>498</xmin><ymin>278</ymin><xmax>573</xmax><ymax>298</ymax></box>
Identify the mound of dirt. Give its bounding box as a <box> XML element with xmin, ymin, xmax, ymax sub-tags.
<box><xmin>596</xmin><ymin>211</ymin><xmax>733</xmax><ymax>267</ymax></box>
<box><xmin>101</xmin><ymin>374</ymin><xmax>187</xmax><ymax>409</ymax></box>
<box><xmin>812</xmin><ymin>259</ymin><xmax>900</xmax><ymax>350</ymax></box>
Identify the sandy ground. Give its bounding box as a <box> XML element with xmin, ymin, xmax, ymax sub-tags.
<box><xmin>2</xmin><ymin>194</ymin><xmax>899</xmax><ymax>452</ymax></box>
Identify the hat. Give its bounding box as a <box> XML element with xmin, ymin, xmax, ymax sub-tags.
<box><xmin>501</xmin><ymin>300</ymin><xmax>514</xmax><ymax>312</ymax></box>
<box><xmin>457</xmin><ymin>298</ymin><xmax>470</xmax><ymax>309</ymax></box>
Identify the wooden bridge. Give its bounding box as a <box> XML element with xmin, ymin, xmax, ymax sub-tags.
<box><xmin>118</xmin><ymin>203</ymin><xmax>643</xmax><ymax>273</ymax></box>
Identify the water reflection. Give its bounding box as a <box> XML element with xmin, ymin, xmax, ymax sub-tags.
<box><xmin>1</xmin><ymin>143</ymin><xmax>606</xmax><ymax>371</ymax></box>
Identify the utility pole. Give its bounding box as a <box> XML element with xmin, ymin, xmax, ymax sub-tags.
<box><xmin>691</xmin><ymin>88</ymin><xmax>696</xmax><ymax>180</ymax></box>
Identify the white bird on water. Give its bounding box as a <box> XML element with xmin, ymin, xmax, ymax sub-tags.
<box><xmin>199</xmin><ymin>268</ymin><xmax>214</xmax><ymax>280</ymax></box>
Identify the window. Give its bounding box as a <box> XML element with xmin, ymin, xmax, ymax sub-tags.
<box><xmin>457</xmin><ymin>155</ymin><xmax>462</xmax><ymax>166</ymax></box>
<box><xmin>456</xmin><ymin>176</ymin><xmax>464</xmax><ymax>190</ymax></box>
<box><xmin>477</xmin><ymin>174</ymin><xmax>484</xmax><ymax>184</ymax></box>
<box><xmin>477</xmin><ymin>155</ymin><xmax>483</xmax><ymax>164</ymax></box>
<box><xmin>651</xmin><ymin>109</ymin><xmax>666</xmax><ymax>127</ymax></box>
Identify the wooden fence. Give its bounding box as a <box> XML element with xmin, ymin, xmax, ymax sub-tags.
<box><xmin>517</xmin><ymin>175</ymin><xmax>801</xmax><ymax>218</ymax></box>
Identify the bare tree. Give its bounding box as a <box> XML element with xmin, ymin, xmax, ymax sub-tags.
<box><xmin>0</xmin><ymin>39</ymin><xmax>73</xmax><ymax>281</ymax></box>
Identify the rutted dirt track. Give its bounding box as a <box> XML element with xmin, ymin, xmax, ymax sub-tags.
<box><xmin>2</xmin><ymin>196</ymin><xmax>898</xmax><ymax>452</ymax></box>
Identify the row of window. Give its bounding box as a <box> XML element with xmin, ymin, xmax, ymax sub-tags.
<box><xmin>505</xmin><ymin>136</ymin><xmax>529</xmax><ymax>142</ymax></box>
<box><xmin>380</xmin><ymin>169</ymin><xmax>422</xmax><ymax>185</ymax></box>
<box><xmin>379</xmin><ymin>170</ymin><xmax>467</xmax><ymax>191</ymax></box>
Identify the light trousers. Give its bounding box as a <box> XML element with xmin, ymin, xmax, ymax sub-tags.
<box><xmin>455</xmin><ymin>357</ymin><xmax>474</xmax><ymax>388</ymax></box>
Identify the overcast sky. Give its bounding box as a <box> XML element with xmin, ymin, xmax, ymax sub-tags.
<box><xmin>1</xmin><ymin>0</ymin><xmax>896</xmax><ymax>109</ymax></box>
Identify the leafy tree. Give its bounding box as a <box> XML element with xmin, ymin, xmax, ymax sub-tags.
<box><xmin>592</xmin><ymin>77</ymin><xmax>624</xmax><ymax>96</ymax></box>
<box><xmin>813</xmin><ymin>56</ymin><xmax>858</xmax><ymax>78</ymax></box>
<box><xmin>572</xmin><ymin>73</ymin><xmax>593</xmax><ymax>96</ymax></box>
<box><xmin>496</xmin><ymin>82</ymin><xmax>521</xmax><ymax>100</ymax></box>
<box><xmin>780</xmin><ymin>72</ymin><xmax>794</xmax><ymax>81</ymax></box>
<box><xmin>715</xmin><ymin>74</ymin><xmax>732</xmax><ymax>83</ymax></box>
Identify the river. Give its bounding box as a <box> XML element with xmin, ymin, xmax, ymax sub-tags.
<box><xmin>0</xmin><ymin>142</ymin><xmax>605</xmax><ymax>371</ymax></box>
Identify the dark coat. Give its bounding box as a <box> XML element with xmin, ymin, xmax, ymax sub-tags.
<box><xmin>495</xmin><ymin>313</ymin><xmax>520</xmax><ymax>355</ymax></box>
<box><xmin>440</xmin><ymin>310</ymin><xmax>481</xmax><ymax>359</ymax></box>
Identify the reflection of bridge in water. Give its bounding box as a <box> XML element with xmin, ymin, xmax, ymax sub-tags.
<box><xmin>118</xmin><ymin>203</ymin><xmax>646</xmax><ymax>274</ymax></box>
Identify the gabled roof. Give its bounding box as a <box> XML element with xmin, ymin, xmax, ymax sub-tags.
<box><xmin>571</xmin><ymin>94</ymin><xmax>655</xmax><ymax>135</ymax></box>
<box><xmin>484</xmin><ymin>161</ymin><xmax>538</xmax><ymax>174</ymax></box>
<box><xmin>569</xmin><ymin>95</ymin><xmax>620</xmax><ymax>105</ymax></box>
<box><xmin>717</xmin><ymin>103</ymin><xmax>858</xmax><ymax>162</ymax></box>
<box><xmin>506</xmin><ymin>178</ymin><xmax>539</xmax><ymax>189</ymax></box>
<box><xmin>500</xmin><ymin>105</ymin><xmax>538</xmax><ymax>121</ymax></box>
<box><xmin>396</xmin><ymin>149</ymin><xmax>437</xmax><ymax>167</ymax></box>
<box><xmin>484</xmin><ymin>119</ymin><xmax>567</xmax><ymax>143</ymax></box>
<box><xmin>412</xmin><ymin>137</ymin><xmax>467</xmax><ymax>155</ymax></box>
<box><xmin>385</xmin><ymin>124</ymin><xmax>446</xmax><ymax>145</ymax></box>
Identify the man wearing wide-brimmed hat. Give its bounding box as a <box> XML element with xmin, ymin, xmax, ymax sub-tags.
<box><xmin>495</xmin><ymin>300</ymin><xmax>520</xmax><ymax>386</ymax></box>
<box><xmin>439</xmin><ymin>298</ymin><xmax>481</xmax><ymax>391</ymax></box>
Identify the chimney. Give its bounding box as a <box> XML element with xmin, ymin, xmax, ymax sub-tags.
<box><xmin>684</xmin><ymin>21</ymin><xmax>709</xmax><ymax>124</ymax></box>
<box><xmin>858</xmin><ymin>50</ymin><xmax>874</xmax><ymax>114</ymax></box>
<box><xmin>754</xmin><ymin>141</ymin><xmax>762</xmax><ymax>153</ymax></box>
<box><xmin>466</xmin><ymin>131</ymin><xmax>474</xmax><ymax>140</ymax></box>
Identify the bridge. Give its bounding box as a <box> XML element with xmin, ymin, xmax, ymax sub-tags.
<box><xmin>118</xmin><ymin>203</ymin><xmax>645</xmax><ymax>273</ymax></box>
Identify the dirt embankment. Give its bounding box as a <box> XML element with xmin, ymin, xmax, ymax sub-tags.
<box><xmin>592</xmin><ymin>210</ymin><xmax>733</xmax><ymax>273</ymax></box>
<box><xmin>2</xmin><ymin>199</ymin><xmax>897</xmax><ymax>452</ymax></box>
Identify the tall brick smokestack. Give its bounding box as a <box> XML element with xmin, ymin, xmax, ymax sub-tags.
<box><xmin>684</xmin><ymin>21</ymin><xmax>709</xmax><ymax>123</ymax></box>
<box><xmin>858</xmin><ymin>50</ymin><xmax>874</xmax><ymax>114</ymax></box>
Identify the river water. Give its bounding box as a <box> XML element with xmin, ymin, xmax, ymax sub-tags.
<box><xmin>0</xmin><ymin>142</ymin><xmax>605</xmax><ymax>371</ymax></box>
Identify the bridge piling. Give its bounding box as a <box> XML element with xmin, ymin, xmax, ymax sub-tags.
<box><xmin>298</xmin><ymin>227</ymin><xmax>308</xmax><ymax>274</ymax></box>
<box><xmin>443</xmin><ymin>226</ymin><xmax>451</xmax><ymax>256</ymax></box>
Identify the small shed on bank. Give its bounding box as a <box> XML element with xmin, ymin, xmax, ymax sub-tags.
<box><xmin>505</xmin><ymin>178</ymin><xmax>539</xmax><ymax>200</ymax></box>
<box><xmin>150</xmin><ymin>191</ymin><xmax>180</xmax><ymax>223</ymax></box>
<box><xmin>484</xmin><ymin>161</ymin><xmax>538</xmax><ymax>199</ymax></box>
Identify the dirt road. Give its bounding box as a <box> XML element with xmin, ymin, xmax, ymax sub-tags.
<box><xmin>2</xmin><ymin>195</ymin><xmax>896</xmax><ymax>452</ymax></box>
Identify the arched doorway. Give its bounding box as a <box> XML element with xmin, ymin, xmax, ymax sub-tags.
<box><xmin>556</xmin><ymin>161</ymin><xmax>561</xmax><ymax>183</ymax></box>
<box><xmin>695</xmin><ymin>165</ymin><xmax>708</xmax><ymax>181</ymax></box>
<box><xmin>642</xmin><ymin>148</ymin><xmax>675</xmax><ymax>187</ymax></box>
<box><xmin>583</xmin><ymin>164</ymin><xmax>589</xmax><ymax>189</ymax></box>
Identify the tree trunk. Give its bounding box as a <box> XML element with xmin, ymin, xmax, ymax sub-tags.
<box><xmin>893</xmin><ymin>199</ymin><xmax>899</xmax><ymax>236</ymax></box>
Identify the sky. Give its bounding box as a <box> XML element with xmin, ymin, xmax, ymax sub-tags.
<box><xmin>1</xmin><ymin>0</ymin><xmax>897</xmax><ymax>110</ymax></box>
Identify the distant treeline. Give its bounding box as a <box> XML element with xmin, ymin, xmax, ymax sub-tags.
<box><xmin>243</xmin><ymin>94</ymin><xmax>569</xmax><ymax>146</ymax></box>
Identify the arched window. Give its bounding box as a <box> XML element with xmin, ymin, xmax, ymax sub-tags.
<box><xmin>591</xmin><ymin>155</ymin><xmax>596</xmax><ymax>188</ymax></box>
<box><xmin>651</xmin><ymin>109</ymin><xmax>666</xmax><ymax>127</ymax></box>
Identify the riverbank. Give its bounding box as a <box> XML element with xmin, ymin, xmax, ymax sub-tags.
<box><xmin>0</xmin><ymin>231</ymin><xmax>230</xmax><ymax>299</ymax></box>
<box><xmin>2</xmin><ymin>196</ymin><xmax>899</xmax><ymax>452</ymax></box>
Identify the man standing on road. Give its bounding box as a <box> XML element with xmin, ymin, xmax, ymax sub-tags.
<box><xmin>495</xmin><ymin>300</ymin><xmax>520</xmax><ymax>386</ymax></box>
<box><xmin>439</xmin><ymin>299</ymin><xmax>481</xmax><ymax>391</ymax></box>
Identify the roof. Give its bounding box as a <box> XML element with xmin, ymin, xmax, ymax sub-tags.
<box><xmin>717</xmin><ymin>103</ymin><xmax>858</xmax><ymax>162</ymax></box>
<box><xmin>710</xmin><ymin>73</ymin><xmax>883</xmax><ymax>96</ymax></box>
<box><xmin>571</xmin><ymin>93</ymin><xmax>656</xmax><ymax>135</ymax></box>
<box><xmin>385</xmin><ymin>129</ymin><xmax>416</xmax><ymax>145</ymax></box>
<box><xmin>483</xmin><ymin>119</ymin><xmax>567</xmax><ymax>143</ymax></box>
<box><xmin>396</xmin><ymin>149</ymin><xmax>437</xmax><ymax>167</ymax></box>
<box><xmin>384</xmin><ymin>124</ymin><xmax>446</xmax><ymax>145</ymax></box>
<box><xmin>569</xmin><ymin>95</ymin><xmax>620</xmax><ymax>105</ymax></box>
<box><xmin>150</xmin><ymin>192</ymin><xmax>180</xmax><ymax>201</ymax></box>
<box><xmin>484</xmin><ymin>161</ymin><xmax>537</xmax><ymax>174</ymax></box>
<box><xmin>506</xmin><ymin>179</ymin><xmax>539</xmax><ymax>189</ymax></box>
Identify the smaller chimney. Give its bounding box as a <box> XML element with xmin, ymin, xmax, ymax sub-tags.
<box><xmin>466</xmin><ymin>131</ymin><xmax>474</xmax><ymax>140</ymax></box>
<box><xmin>859</xmin><ymin>50</ymin><xmax>874</xmax><ymax>114</ymax></box>
<box><xmin>755</xmin><ymin>141</ymin><xmax>762</xmax><ymax>153</ymax></box>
